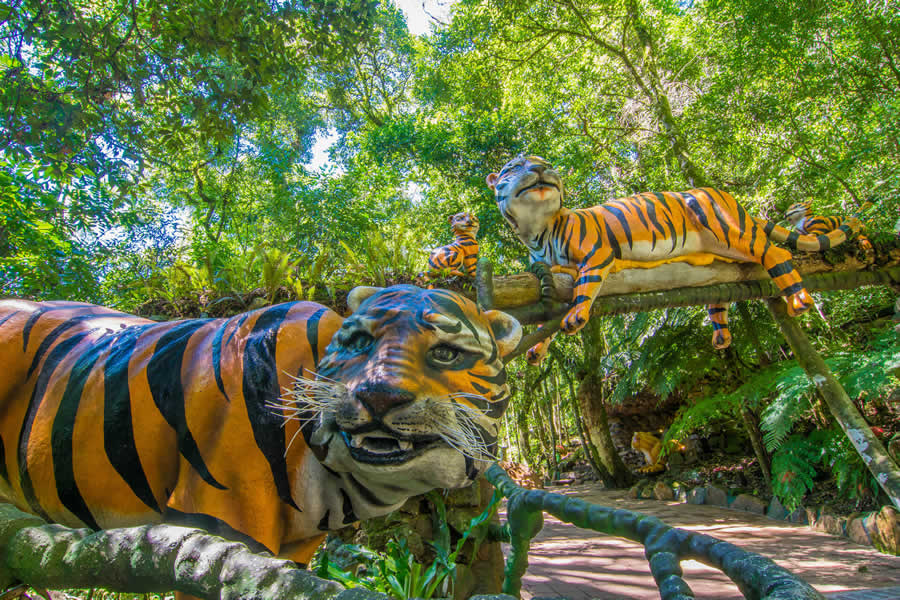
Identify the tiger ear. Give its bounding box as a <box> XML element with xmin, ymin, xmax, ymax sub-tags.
<box><xmin>485</xmin><ymin>310</ymin><xmax>522</xmax><ymax>358</ymax></box>
<box><xmin>485</xmin><ymin>172</ymin><xmax>499</xmax><ymax>191</ymax></box>
<box><xmin>347</xmin><ymin>286</ymin><xmax>383</xmax><ymax>312</ymax></box>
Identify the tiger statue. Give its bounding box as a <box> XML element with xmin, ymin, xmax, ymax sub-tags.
<box><xmin>784</xmin><ymin>201</ymin><xmax>872</xmax><ymax>250</ymax></box>
<box><xmin>424</xmin><ymin>211</ymin><xmax>480</xmax><ymax>281</ymax></box>
<box><xmin>485</xmin><ymin>155</ymin><xmax>860</xmax><ymax>362</ymax></box>
<box><xmin>0</xmin><ymin>285</ymin><xmax>521</xmax><ymax>596</ymax></box>
<box><xmin>630</xmin><ymin>432</ymin><xmax>667</xmax><ymax>474</ymax></box>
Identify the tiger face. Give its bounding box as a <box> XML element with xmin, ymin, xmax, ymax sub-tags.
<box><xmin>449</xmin><ymin>211</ymin><xmax>480</xmax><ymax>238</ymax></box>
<box><xmin>287</xmin><ymin>285</ymin><xmax>521</xmax><ymax>508</ymax></box>
<box><xmin>486</xmin><ymin>155</ymin><xmax>564</xmax><ymax>246</ymax></box>
<box><xmin>784</xmin><ymin>201</ymin><xmax>811</xmax><ymax>227</ymax></box>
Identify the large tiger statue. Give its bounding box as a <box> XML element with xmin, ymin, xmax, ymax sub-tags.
<box><xmin>424</xmin><ymin>211</ymin><xmax>480</xmax><ymax>282</ymax></box>
<box><xmin>485</xmin><ymin>156</ymin><xmax>860</xmax><ymax>362</ymax></box>
<box><xmin>0</xmin><ymin>286</ymin><xmax>521</xmax><ymax>581</ymax></box>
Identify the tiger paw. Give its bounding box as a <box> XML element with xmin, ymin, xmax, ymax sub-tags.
<box><xmin>526</xmin><ymin>344</ymin><xmax>549</xmax><ymax>365</ymax></box>
<box><xmin>785</xmin><ymin>289</ymin><xmax>814</xmax><ymax>317</ymax></box>
<box><xmin>562</xmin><ymin>306</ymin><xmax>589</xmax><ymax>334</ymax></box>
<box><xmin>712</xmin><ymin>330</ymin><xmax>732</xmax><ymax>350</ymax></box>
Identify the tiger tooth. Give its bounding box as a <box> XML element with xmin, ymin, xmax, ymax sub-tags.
<box><xmin>349</xmin><ymin>434</ymin><xmax>362</xmax><ymax>448</ymax></box>
<box><xmin>397</xmin><ymin>440</ymin><xmax>412</xmax><ymax>451</ymax></box>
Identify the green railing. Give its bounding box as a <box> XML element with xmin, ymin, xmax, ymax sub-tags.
<box><xmin>484</xmin><ymin>463</ymin><xmax>824</xmax><ymax>600</ymax></box>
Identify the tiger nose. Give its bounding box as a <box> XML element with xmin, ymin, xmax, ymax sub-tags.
<box><xmin>530</xmin><ymin>163</ymin><xmax>545</xmax><ymax>175</ymax></box>
<box><xmin>355</xmin><ymin>383</ymin><xmax>415</xmax><ymax>417</ymax></box>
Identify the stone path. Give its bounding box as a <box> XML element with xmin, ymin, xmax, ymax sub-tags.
<box><xmin>503</xmin><ymin>484</ymin><xmax>900</xmax><ymax>600</ymax></box>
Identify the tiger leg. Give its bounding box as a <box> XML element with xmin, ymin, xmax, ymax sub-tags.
<box><xmin>526</xmin><ymin>328</ymin><xmax>557</xmax><ymax>365</ymax></box>
<box><xmin>758</xmin><ymin>245</ymin><xmax>813</xmax><ymax>317</ymax></box>
<box><xmin>707</xmin><ymin>304</ymin><xmax>732</xmax><ymax>349</ymax></box>
<box><xmin>562</xmin><ymin>255</ymin><xmax>614</xmax><ymax>334</ymax></box>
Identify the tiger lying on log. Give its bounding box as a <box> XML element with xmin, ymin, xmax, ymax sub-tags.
<box><xmin>485</xmin><ymin>155</ymin><xmax>860</xmax><ymax>363</ymax></box>
<box><xmin>0</xmin><ymin>286</ymin><xmax>521</xmax><ymax>597</ymax></box>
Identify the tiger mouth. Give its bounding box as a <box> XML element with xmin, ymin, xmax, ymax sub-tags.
<box><xmin>340</xmin><ymin>430</ymin><xmax>443</xmax><ymax>465</ymax></box>
<box><xmin>515</xmin><ymin>181</ymin><xmax>559</xmax><ymax>197</ymax></box>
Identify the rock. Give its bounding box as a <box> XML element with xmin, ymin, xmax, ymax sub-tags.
<box><xmin>787</xmin><ymin>509</ymin><xmax>809</xmax><ymax>525</ymax></box>
<box><xmin>816</xmin><ymin>508</ymin><xmax>844</xmax><ymax>537</ymax></box>
<box><xmin>626</xmin><ymin>483</ymin><xmax>643</xmax><ymax>499</ymax></box>
<box><xmin>652</xmin><ymin>482</ymin><xmax>675</xmax><ymax>501</ymax></box>
<box><xmin>248</xmin><ymin>297</ymin><xmax>269</xmax><ymax>310</ymax></box>
<box><xmin>767</xmin><ymin>497</ymin><xmax>789</xmax><ymax>520</ymax></box>
<box><xmin>705</xmin><ymin>485</ymin><xmax>729</xmax><ymax>507</ymax></box>
<box><xmin>687</xmin><ymin>487</ymin><xmax>707</xmax><ymax>505</ymax></box>
<box><xmin>730</xmin><ymin>494</ymin><xmax>767</xmax><ymax>515</ymax></box>
<box><xmin>670</xmin><ymin>482</ymin><xmax>688</xmax><ymax>503</ymax></box>
<box><xmin>847</xmin><ymin>513</ymin><xmax>874</xmax><ymax>546</ymax></box>
<box><xmin>872</xmin><ymin>506</ymin><xmax>900</xmax><ymax>555</ymax></box>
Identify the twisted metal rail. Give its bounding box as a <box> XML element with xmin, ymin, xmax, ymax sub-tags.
<box><xmin>484</xmin><ymin>463</ymin><xmax>824</xmax><ymax>600</ymax></box>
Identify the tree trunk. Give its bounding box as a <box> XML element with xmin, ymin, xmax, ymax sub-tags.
<box><xmin>576</xmin><ymin>373</ymin><xmax>634</xmax><ymax>488</ymax></box>
<box><xmin>766</xmin><ymin>298</ymin><xmax>900</xmax><ymax>509</ymax></box>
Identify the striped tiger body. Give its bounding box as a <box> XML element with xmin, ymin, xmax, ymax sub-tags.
<box><xmin>486</xmin><ymin>156</ymin><xmax>860</xmax><ymax>361</ymax></box>
<box><xmin>785</xmin><ymin>201</ymin><xmax>872</xmax><ymax>249</ymax></box>
<box><xmin>631</xmin><ymin>432</ymin><xmax>666</xmax><ymax>474</ymax></box>
<box><xmin>426</xmin><ymin>212</ymin><xmax>479</xmax><ymax>280</ymax></box>
<box><xmin>0</xmin><ymin>286</ymin><xmax>521</xmax><ymax>571</ymax></box>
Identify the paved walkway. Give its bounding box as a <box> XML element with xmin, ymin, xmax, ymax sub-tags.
<box><xmin>503</xmin><ymin>484</ymin><xmax>900</xmax><ymax>600</ymax></box>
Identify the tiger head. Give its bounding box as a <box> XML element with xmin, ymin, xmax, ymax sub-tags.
<box><xmin>784</xmin><ymin>201</ymin><xmax>811</xmax><ymax>226</ymax></box>
<box><xmin>486</xmin><ymin>155</ymin><xmax>564</xmax><ymax>245</ymax></box>
<box><xmin>286</xmin><ymin>285</ymin><xmax>521</xmax><ymax>510</ymax></box>
<box><xmin>449</xmin><ymin>211</ymin><xmax>480</xmax><ymax>238</ymax></box>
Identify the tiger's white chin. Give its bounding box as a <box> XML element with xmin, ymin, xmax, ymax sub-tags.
<box><xmin>314</xmin><ymin>427</ymin><xmax>489</xmax><ymax>516</ymax></box>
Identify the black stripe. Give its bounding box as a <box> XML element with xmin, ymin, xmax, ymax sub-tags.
<box><xmin>147</xmin><ymin>319</ymin><xmax>226</xmax><ymax>491</ymax></box>
<box><xmin>428</xmin><ymin>293</ymin><xmax>480</xmax><ymax>343</ymax></box>
<box><xmin>816</xmin><ymin>235</ymin><xmax>831</xmax><ymax>250</ymax></box>
<box><xmin>684</xmin><ymin>192</ymin><xmax>717</xmax><ymax>240</ymax></box>
<box><xmin>763</xmin><ymin>221</ymin><xmax>775</xmax><ymax>236</ymax></box>
<box><xmin>733</xmin><ymin>195</ymin><xmax>748</xmax><ymax>241</ymax></box>
<box><xmin>317</xmin><ymin>509</ymin><xmax>331</xmax><ymax>531</ymax></box>
<box><xmin>340</xmin><ymin>489</ymin><xmax>357</xmax><ymax>524</ymax></box>
<box><xmin>471</xmin><ymin>369</ymin><xmax>507</xmax><ymax>387</ymax></box>
<box><xmin>306</xmin><ymin>307</ymin><xmax>328</xmax><ymax>369</ymax></box>
<box><xmin>19</xmin><ymin>331</ymin><xmax>90</xmax><ymax>520</ymax></box>
<box><xmin>0</xmin><ymin>311</ymin><xmax>18</xmax><ymax>329</ymax></box>
<box><xmin>211</xmin><ymin>317</ymin><xmax>233</xmax><ymax>403</ymax></box>
<box><xmin>242</xmin><ymin>305</ymin><xmax>299</xmax><ymax>511</ymax></box>
<box><xmin>104</xmin><ymin>324</ymin><xmax>161</xmax><ymax>513</ymax></box>
<box><xmin>781</xmin><ymin>282</ymin><xmax>805</xmax><ymax>296</ymax></box>
<box><xmin>707</xmin><ymin>307</ymin><xmax>726</xmax><ymax>314</ymax></box>
<box><xmin>574</xmin><ymin>211</ymin><xmax>587</xmax><ymax>246</ymax></box>
<box><xmin>225</xmin><ymin>314</ymin><xmax>249</xmax><ymax>346</ymax></box>
<box><xmin>767</xmin><ymin>261</ymin><xmax>794</xmax><ymax>279</ymax></box>
<box><xmin>0</xmin><ymin>434</ymin><xmax>6</xmax><ymax>483</ymax></box>
<box><xmin>604</xmin><ymin>221</ymin><xmax>622</xmax><ymax>259</ymax></box>
<box><xmin>23</xmin><ymin>306</ymin><xmax>54</xmax><ymax>351</ymax></box>
<box><xmin>604</xmin><ymin>205</ymin><xmax>634</xmax><ymax>249</ymax></box>
<box><xmin>26</xmin><ymin>314</ymin><xmax>106</xmax><ymax>380</ymax></box>
<box><xmin>576</xmin><ymin>275</ymin><xmax>605</xmax><ymax>285</ymax></box>
<box><xmin>705</xmin><ymin>190</ymin><xmax>732</xmax><ymax>248</ymax></box>
<box><xmin>631</xmin><ymin>198</ymin><xmax>649</xmax><ymax>230</ymax></box>
<box><xmin>572</xmin><ymin>294</ymin><xmax>592</xmax><ymax>305</ymax></box>
<box><xmin>785</xmin><ymin>231</ymin><xmax>800</xmax><ymax>248</ymax></box>
<box><xmin>53</xmin><ymin>333</ymin><xmax>115</xmax><ymax>529</ymax></box>
<box><xmin>711</xmin><ymin>322</ymin><xmax>728</xmax><ymax>330</ymax></box>
<box><xmin>166</xmin><ymin>508</ymin><xmax>273</xmax><ymax>554</ymax></box>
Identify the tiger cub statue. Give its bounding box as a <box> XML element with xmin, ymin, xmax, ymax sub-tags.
<box><xmin>425</xmin><ymin>211</ymin><xmax>480</xmax><ymax>282</ymax></box>
<box><xmin>631</xmin><ymin>432</ymin><xmax>668</xmax><ymax>474</ymax></box>
<box><xmin>0</xmin><ymin>286</ymin><xmax>521</xmax><ymax>585</ymax></box>
<box><xmin>486</xmin><ymin>156</ymin><xmax>860</xmax><ymax>362</ymax></box>
<box><xmin>784</xmin><ymin>201</ymin><xmax>872</xmax><ymax>250</ymax></box>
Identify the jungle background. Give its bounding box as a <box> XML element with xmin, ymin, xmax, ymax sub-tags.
<box><xmin>2</xmin><ymin>0</ymin><xmax>900</xmax><ymax>551</ymax></box>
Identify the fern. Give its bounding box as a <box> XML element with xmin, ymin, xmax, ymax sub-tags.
<box><xmin>771</xmin><ymin>433</ymin><xmax>822</xmax><ymax>511</ymax></box>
